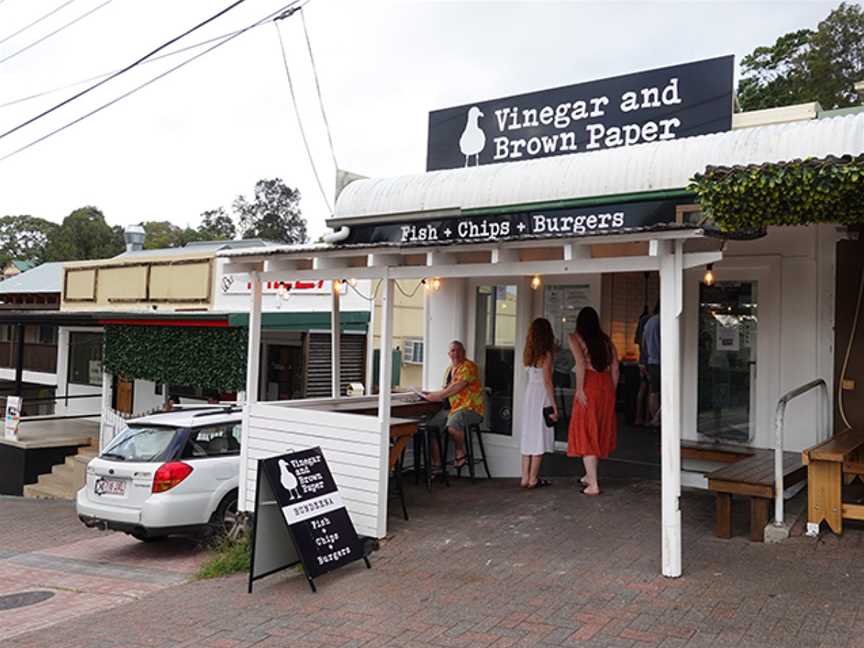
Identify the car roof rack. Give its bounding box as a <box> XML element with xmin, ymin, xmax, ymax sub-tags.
<box><xmin>192</xmin><ymin>406</ymin><xmax>242</xmax><ymax>418</ymax></box>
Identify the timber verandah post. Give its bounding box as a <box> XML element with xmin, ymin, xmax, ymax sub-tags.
<box><xmin>332</xmin><ymin>285</ymin><xmax>341</xmax><ymax>398</ymax></box>
<box><xmin>239</xmin><ymin>270</ymin><xmax>263</xmax><ymax>511</ymax></box>
<box><xmin>375</xmin><ymin>268</ymin><xmax>395</xmax><ymax>536</ymax></box>
<box><xmin>659</xmin><ymin>240</ymin><xmax>684</xmax><ymax>577</ymax></box>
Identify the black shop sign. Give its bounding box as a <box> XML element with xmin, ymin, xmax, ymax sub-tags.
<box><xmin>427</xmin><ymin>55</ymin><xmax>733</xmax><ymax>171</ymax></box>
<box><xmin>248</xmin><ymin>447</ymin><xmax>369</xmax><ymax>593</ymax></box>
<box><xmin>343</xmin><ymin>199</ymin><xmax>678</xmax><ymax>246</ymax></box>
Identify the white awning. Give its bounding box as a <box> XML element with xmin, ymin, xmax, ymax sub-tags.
<box><xmin>331</xmin><ymin>112</ymin><xmax>864</xmax><ymax>222</ymax></box>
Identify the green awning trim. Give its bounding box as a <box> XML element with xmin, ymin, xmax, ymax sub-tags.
<box><xmin>228</xmin><ymin>310</ymin><xmax>370</xmax><ymax>331</ymax></box>
<box><xmin>462</xmin><ymin>188</ymin><xmax>694</xmax><ymax>217</ymax></box>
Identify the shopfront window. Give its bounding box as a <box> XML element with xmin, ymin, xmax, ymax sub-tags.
<box><xmin>68</xmin><ymin>332</ymin><xmax>103</xmax><ymax>386</ymax></box>
<box><xmin>475</xmin><ymin>285</ymin><xmax>517</xmax><ymax>435</ymax></box>
<box><xmin>265</xmin><ymin>344</ymin><xmax>304</xmax><ymax>401</ymax></box>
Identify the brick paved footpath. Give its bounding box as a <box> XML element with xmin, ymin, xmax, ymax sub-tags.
<box><xmin>4</xmin><ymin>478</ymin><xmax>864</xmax><ymax>648</ymax></box>
<box><xmin>0</xmin><ymin>496</ymin><xmax>207</xmax><ymax>643</ymax></box>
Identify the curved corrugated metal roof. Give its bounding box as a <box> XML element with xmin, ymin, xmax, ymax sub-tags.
<box><xmin>333</xmin><ymin>113</ymin><xmax>864</xmax><ymax>220</ymax></box>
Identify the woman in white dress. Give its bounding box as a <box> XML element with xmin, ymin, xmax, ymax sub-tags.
<box><xmin>519</xmin><ymin>317</ymin><xmax>558</xmax><ymax>488</ymax></box>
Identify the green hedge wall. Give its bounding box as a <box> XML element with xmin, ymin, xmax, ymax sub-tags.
<box><xmin>103</xmin><ymin>325</ymin><xmax>248</xmax><ymax>390</ymax></box>
<box><xmin>689</xmin><ymin>154</ymin><xmax>864</xmax><ymax>232</ymax></box>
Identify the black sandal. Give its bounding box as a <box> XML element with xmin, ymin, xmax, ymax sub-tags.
<box><xmin>526</xmin><ymin>479</ymin><xmax>552</xmax><ymax>489</ymax></box>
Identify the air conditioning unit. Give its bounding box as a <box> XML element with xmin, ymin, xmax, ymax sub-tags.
<box><xmin>403</xmin><ymin>338</ymin><xmax>424</xmax><ymax>364</ymax></box>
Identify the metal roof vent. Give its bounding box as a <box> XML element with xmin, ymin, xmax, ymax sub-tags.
<box><xmin>124</xmin><ymin>224</ymin><xmax>145</xmax><ymax>252</ymax></box>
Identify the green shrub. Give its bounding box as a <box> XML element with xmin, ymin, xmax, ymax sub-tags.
<box><xmin>689</xmin><ymin>154</ymin><xmax>864</xmax><ymax>232</ymax></box>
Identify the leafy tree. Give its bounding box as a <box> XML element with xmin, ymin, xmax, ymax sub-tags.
<box><xmin>0</xmin><ymin>215</ymin><xmax>58</xmax><ymax>265</ymax></box>
<box><xmin>738</xmin><ymin>3</ymin><xmax>864</xmax><ymax>111</ymax></box>
<box><xmin>198</xmin><ymin>207</ymin><xmax>236</xmax><ymax>240</ymax></box>
<box><xmin>44</xmin><ymin>207</ymin><xmax>125</xmax><ymax>261</ymax></box>
<box><xmin>234</xmin><ymin>178</ymin><xmax>307</xmax><ymax>244</ymax></box>
<box><xmin>141</xmin><ymin>221</ymin><xmax>201</xmax><ymax>249</ymax></box>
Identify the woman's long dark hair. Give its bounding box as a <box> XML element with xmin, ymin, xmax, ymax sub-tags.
<box><xmin>576</xmin><ymin>306</ymin><xmax>611</xmax><ymax>372</ymax></box>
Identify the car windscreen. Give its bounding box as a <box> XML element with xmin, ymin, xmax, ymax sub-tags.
<box><xmin>101</xmin><ymin>425</ymin><xmax>181</xmax><ymax>462</ymax></box>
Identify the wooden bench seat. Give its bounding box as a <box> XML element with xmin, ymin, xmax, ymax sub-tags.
<box><xmin>803</xmin><ymin>428</ymin><xmax>864</xmax><ymax>535</ymax></box>
<box><xmin>681</xmin><ymin>440</ymin><xmax>755</xmax><ymax>464</ymax></box>
<box><xmin>707</xmin><ymin>449</ymin><xmax>806</xmax><ymax>541</ymax></box>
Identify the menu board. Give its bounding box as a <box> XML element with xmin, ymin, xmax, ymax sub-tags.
<box><xmin>249</xmin><ymin>447</ymin><xmax>369</xmax><ymax>593</ymax></box>
<box><xmin>544</xmin><ymin>284</ymin><xmax>592</xmax><ymax>344</ymax></box>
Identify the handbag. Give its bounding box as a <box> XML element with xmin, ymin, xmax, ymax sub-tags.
<box><xmin>542</xmin><ymin>406</ymin><xmax>556</xmax><ymax>427</ymax></box>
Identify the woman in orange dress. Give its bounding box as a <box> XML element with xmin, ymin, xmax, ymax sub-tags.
<box><xmin>567</xmin><ymin>306</ymin><xmax>619</xmax><ymax>495</ymax></box>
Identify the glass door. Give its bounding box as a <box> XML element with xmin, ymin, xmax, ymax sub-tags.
<box><xmin>697</xmin><ymin>281</ymin><xmax>758</xmax><ymax>442</ymax></box>
<box><xmin>543</xmin><ymin>284</ymin><xmax>593</xmax><ymax>445</ymax></box>
<box><xmin>475</xmin><ymin>285</ymin><xmax>517</xmax><ymax>435</ymax></box>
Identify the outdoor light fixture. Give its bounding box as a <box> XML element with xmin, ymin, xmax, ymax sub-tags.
<box><xmin>333</xmin><ymin>279</ymin><xmax>343</xmax><ymax>292</ymax></box>
<box><xmin>703</xmin><ymin>264</ymin><xmax>715</xmax><ymax>286</ymax></box>
<box><xmin>530</xmin><ymin>275</ymin><xmax>542</xmax><ymax>290</ymax></box>
<box><xmin>422</xmin><ymin>277</ymin><xmax>442</xmax><ymax>292</ymax></box>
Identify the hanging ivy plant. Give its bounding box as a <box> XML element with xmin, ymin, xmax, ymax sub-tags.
<box><xmin>688</xmin><ymin>154</ymin><xmax>864</xmax><ymax>232</ymax></box>
<box><xmin>103</xmin><ymin>325</ymin><xmax>248</xmax><ymax>390</ymax></box>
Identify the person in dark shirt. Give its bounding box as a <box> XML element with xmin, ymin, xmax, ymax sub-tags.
<box><xmin>633</xmin><ymin>307</ymin><xmax>651</xmax><ymax>426</ymax></box>
<box><xmin>641</xmin><ymin>301</ymin><xmax>661</xmax><ymax>427</ymax></box>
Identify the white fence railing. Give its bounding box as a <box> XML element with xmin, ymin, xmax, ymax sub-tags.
<box><xmin>99</xmin><ymin>407</ymin><xmax>130</xmax><ymax>451</ymax></box>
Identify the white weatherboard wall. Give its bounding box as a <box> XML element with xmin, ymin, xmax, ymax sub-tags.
<box><xmin>681</xmin><ymin>224</ymin><xmax>836</xmax><ymax>452</ymax></box>
<box><xmin>242</xmin><ymin>402</ymin><xmax>387</xmax><ymax>538</ymax></box>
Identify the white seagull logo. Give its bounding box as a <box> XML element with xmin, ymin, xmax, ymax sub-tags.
<box><xmin>459</xmin><ymin>106</ymin><xmax>486</xmax><ymax>167</ymax></box>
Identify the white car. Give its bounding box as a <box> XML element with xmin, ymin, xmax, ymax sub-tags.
<box><xmin>77</xmin><ymin>406</ymin><xmax>242</xmax><ymax>541</ymax></box>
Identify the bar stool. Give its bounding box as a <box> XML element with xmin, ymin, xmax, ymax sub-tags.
<box><xmin>441</xmin><ymin>421</ymin><xmax>492</xmax><ymax>483</ymax></box>
<box><xmin>409</xmin><ymin>420</ymin><xmax>447</xmax><ymax>490</ymax></box>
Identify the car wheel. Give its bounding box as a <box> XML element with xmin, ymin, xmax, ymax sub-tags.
<box><xmin>211</xmin><ymin>490</ymin><xmax>241</xmax><ymax>539</ymax></box>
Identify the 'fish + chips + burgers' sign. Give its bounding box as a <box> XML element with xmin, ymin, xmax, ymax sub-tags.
<box><xmin>426</xmin><ymin>55</ymin><xmax>734</xmax><ymax>171</ymax></box>
<box><xmin>341</xmin><ymin>200</ymin><xmax>679</xmax><ymax>246</ymax></box>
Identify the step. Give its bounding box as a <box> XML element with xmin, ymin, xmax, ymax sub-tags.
<box><xmin>77</xmin><ymin>444</ymin><xmax>99</xmax><ymax>457</ymax></box>
<box><xmin>64</xmin><ymin>455</ymin><xmax>89</xmax><ymax>478</ymax></box>
<box><xmin>46</xmin><ymin>463</ymin><xmax>86</xmax><ymax>490</ymax></box>
<box><xmin>23</xmin><ymin>481</ymin><xmax>76</xmax><ymax>500</ymax></box>
<box><xmin>74</xmin><ymin>451</ymin><xmax>97</xmax><ymax>466</ymax></box>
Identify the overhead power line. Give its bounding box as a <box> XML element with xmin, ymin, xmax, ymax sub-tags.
<box><xmin>0</xmin><ymin>0</ymin><xmax>78</xmax><ymax>48</ymax></box>
<box><xmin>300</xmin><ymin>7</ymin><xmax>338</xmax><ymax>173</ymax></box>
<box><xmin>273</xmin><ymin>9</ymin><xmax>333</xmax><ymax>214</ymax></box>
<box><xmin>0</xmin><ymin>25</ymin><xmax>269</xmax><ymax>110</ymax></box>
<box><xmin>0</xmin><ymin>0</ymin><xmax>249</xmax><ymax>142</ymax></box>
<box><xmin>0</xmin><ymin>0</ymin><xmax>111</xmax><ymax>66</ymax></box>
<box><xmin>0</xmin><ymin>0</ymin><xmax>305</xmax><ymax>164</ymax></box>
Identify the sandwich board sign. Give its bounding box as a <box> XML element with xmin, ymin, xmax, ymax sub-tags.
<box><xmin>4</xmin><ymin>396</ymin><xmax>21</xmax><ymax>441</ymax></box>
<box><xmin>248</xmin><ymin>447</ymin><xmax>370</xmax><ymax>593</ymax></box>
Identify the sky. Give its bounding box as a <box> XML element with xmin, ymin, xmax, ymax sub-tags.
<box><xmin>0</xmin><ymin>0</ymin><xmax>853</xmax><ymax>242</ymax></box>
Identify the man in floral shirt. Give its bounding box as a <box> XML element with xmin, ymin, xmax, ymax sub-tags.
<box><xmin>424</xmin><ymin>340</ymin><xmax>485</xmax><ymax>470</ymax></box>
